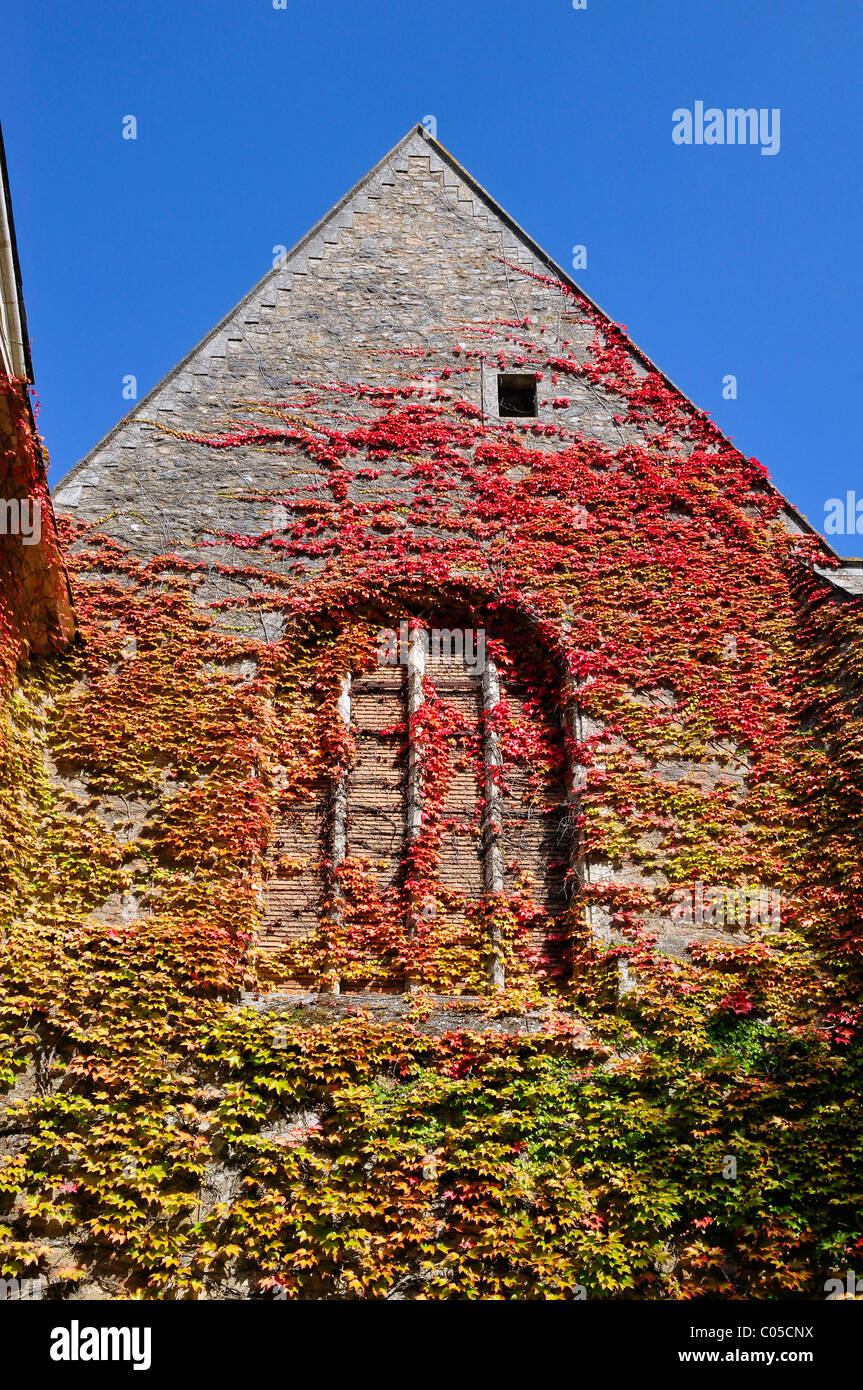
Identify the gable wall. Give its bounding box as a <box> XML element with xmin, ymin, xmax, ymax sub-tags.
<box><xmin>54</xmin><ymin>134</ymin><xmax>645</xmax><ymax>562</ymax></box>
<box><xmin>48</xmin><ymin>130</ymin><xmax>822</xmax><ymax>982</ymax></box>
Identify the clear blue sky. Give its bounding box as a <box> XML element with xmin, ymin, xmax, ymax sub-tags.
<box><xmin>3</xmin><ymin>0</ymin><xmax>861</xmax><ymax>551</ymax></box>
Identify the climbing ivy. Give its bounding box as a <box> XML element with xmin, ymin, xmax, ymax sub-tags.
<box><xmin>0</xmin><ymin>269</ymin><xmax>861</xmax><ymax>1299</ymax></box>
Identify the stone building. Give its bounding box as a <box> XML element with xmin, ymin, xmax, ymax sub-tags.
<box><xmin>0</xmin><ymin>123</ymin><xmax>860</xmax><ymax>1302</ymax></box>
<box><xmin>50</xmin><ymin>125</ymin><xmax>858</xmax><ymax>992</ymax></box>
<box><xmin>0</xmin><ymin>121</ymin><xmax>74</xmax><ymax>662</ymax></box>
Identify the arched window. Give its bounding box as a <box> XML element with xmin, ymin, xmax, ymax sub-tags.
<box><xmin>260</xmin><ymin>613</ymin><xmax>574</xmax><ymax>994</ymax></box>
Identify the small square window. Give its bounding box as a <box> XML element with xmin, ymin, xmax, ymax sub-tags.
<box><xmin>497</xmin><ymin>373</ymin><xmax>537</xmax><ymax>418</ymax></box>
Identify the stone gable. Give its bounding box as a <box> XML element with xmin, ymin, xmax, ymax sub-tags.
<box><xmin>53</xmin><ymin>126</ymin><xmax>652</xmax><ymax>562</ymax></box>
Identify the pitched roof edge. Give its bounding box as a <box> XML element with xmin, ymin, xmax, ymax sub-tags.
<box><xmin>0</xmin><ymin>121</ymin><xmax>33</xmax><ymax>384</ymax></box>
<box><xmin>56</xmin><ymin>125</ymin><xmax>430</xmax><ymax>488</ymax></box>
<box><xmin>415</xmin><ymin>129</ymin><xmax>848</xmax><ymax>570</ymax></box>
<box><xmin>55</xmin><ymin>124</ymin><xmax>848</xmax><ymax>573</ymax></box>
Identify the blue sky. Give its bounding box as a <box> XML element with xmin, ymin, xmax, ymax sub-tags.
<box><xmin>3</xmin><ymin>0</ymin><xmax>861</xmax><ymax>551</ymax></box>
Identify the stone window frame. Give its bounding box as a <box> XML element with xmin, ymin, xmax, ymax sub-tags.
<box><xmin>327</xmin><ymin>617</ymin><xmax>584</xmax><ymax>993</ymax></box>
<box><xmin>481</xmin><ymin>362</ymin><xmax>540</xmax><ymax>421</ymax></box>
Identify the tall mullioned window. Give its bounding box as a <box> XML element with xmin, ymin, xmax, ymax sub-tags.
<box><xmin>260</xmin><ymin>617</ymin><xmax>573</xmax><ymax>993</ymax></box>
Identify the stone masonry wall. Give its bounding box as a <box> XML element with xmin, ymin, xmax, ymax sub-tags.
<box><xmin>50</xmin><ymin>126</ymin><xmax>801</xmax><ymax>976</ymax></box>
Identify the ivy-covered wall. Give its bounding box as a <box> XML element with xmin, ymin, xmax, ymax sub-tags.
<box><xmin>0</xmin><ymin>132</ymin><xmax>860</xmax><ymax>1299</ymax></box>
<box><xmin>0</xmin><ymin>375</ymin><xmax>73</xmax><ymax>665</ymax></box>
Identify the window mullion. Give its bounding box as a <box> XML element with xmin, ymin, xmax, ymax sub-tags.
<box><xmin>482</xmin><ymin>654</ymin><xmax>505</xmax><ymax>991</ymax></box>
<box><xmin>327</xmin><ymin>671</ymin><xmax>351</xmax><ymax>995</ymax></box>
<box><xmin>406</xmin><ymin>625</ymin><xmax>425</xmax><ymax>837</ymax></box>
<box><xmin>404</xmin><ymin>625</ymin><xmax>425</xmax><ymax>990</ymax></box>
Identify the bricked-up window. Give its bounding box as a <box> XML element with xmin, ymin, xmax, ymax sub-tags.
<box><xmin>261</xmin><ymin>617</ymin><xmax>573</xmax><ymax>994</ymax></box>
<box><xmin>497</xmin><ymin>373</ymin><xmax>537</xmax><ymax>418</ymax></box>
